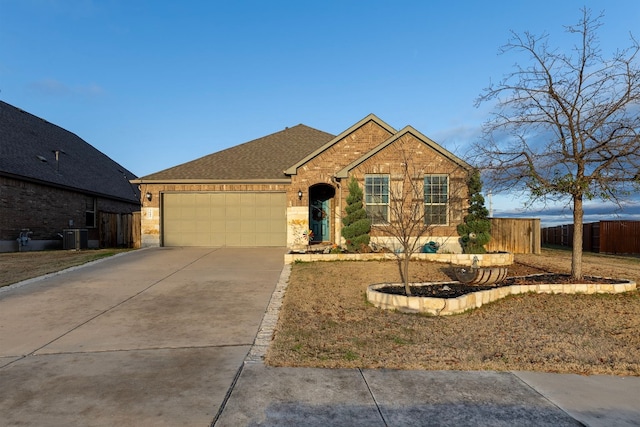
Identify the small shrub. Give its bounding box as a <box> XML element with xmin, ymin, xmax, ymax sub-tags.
<box><xmin>457</xmin><ymin>169</ymin><xmax>491</xmax><ymax>254</ymax></box>
<box><xmin>341</xmin><ymin>177</ymin><xmax>371</xmax><ymax>252</ymax></box>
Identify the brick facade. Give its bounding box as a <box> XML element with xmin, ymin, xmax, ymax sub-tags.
<box><xmin>289</xmin><ymin>120</ymin><xmax>395</xmax><ymax>243</ymax></box>
<box><xmin>139</xmin><ymin>182</ymin><xmax>289</xmax><ymax>210</ymax></box>
<box><xmin>290</xmin><ymin>121</ymin><xmax>469</xmax><ymax>246</ymax></box>
<box><xmin>351</xmin><ymin>132</ymin><xmax>469</xmax><ymax>238</ymax></box>
<box><xmin>1</xmin><ymin>176</ymin><xmax>140</xmax><ymax>249</ymax></box>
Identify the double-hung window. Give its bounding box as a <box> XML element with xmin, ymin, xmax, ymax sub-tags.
<box><xmin>424</xmin><ymin>175</ymin><xmax>448</xmax><ymax>225</ymax></box>
<box><xmin>365</xmin><ymin>174</ymin><xmax>389</xmax><ymax>223</ymax></box>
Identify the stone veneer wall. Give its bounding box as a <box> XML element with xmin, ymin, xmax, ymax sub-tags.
<box><xmin>369</xmin><ymin>236</ymin><xmax>463</xmax><ymax>254</ymax></box>
<box><xmin>284</xmin><ymin>252</ymin><xmax>513</xmax><ymax>265</ymax></box>
<box><xmin>286</xmin><ymin>206</ymin><xmax>309</xmax><ymax>248</ymax></box>
<box><xmin>368</xmin><ymin>279</ymin><xmax>637</xmax><ymax>316</ymax></box>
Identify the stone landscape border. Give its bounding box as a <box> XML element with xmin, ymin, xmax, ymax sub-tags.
<box><xmin>284</xmin><ymin>252</ymin><xmax>513</xmax><ymax>266</ymax></box>
<box><xmin>367</xmin><ymin>277</ymin><xmax>637</xmax><ymax>316</ymax></box>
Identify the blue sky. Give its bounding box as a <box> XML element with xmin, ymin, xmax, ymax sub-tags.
<box><xmin>2</xmin><ymin>0</ymin><xmax>640</xmax><ymax>225</ymax></box>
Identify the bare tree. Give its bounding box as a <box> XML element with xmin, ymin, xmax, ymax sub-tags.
<box><xmin>474</xmin><ymin>8</ymin><xmax>640</xmax><ymax>279</ymax></box>
<box><xmin>369</xmin><ymin>148</ymin><xmax>466</xmax><ymax>296</ymax></box>
<box><xmin>380</xmin><ymin>158</ymin><xmax>433</xmax><ymax>296</ymax></box>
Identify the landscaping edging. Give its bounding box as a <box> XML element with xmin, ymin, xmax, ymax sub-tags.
<box><xmin>367</xmin><ymin>278</ymin><xmax>637</xmax><ymax>316</ymax></box>
<box><xmin>284</xmin><ymin>252</ymin><xmax>513</xmax><ymax>266</ymax></box>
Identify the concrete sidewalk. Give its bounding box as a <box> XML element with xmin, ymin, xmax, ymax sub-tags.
<box><xmin>213</xmin><ymin>264</ymin><xmax>640</xmax><ymax>427</ymax></box>
<box><xmin>215</xmin><ymin>364</ymin><xmax>640</xmax><ymax>426</ymax></box>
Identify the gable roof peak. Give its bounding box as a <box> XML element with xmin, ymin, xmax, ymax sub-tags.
<box><xmin>336</xmin><ymin>124</ymin><xmax>472</xmax><ymax>178</ymax></box>
<box><xmin>284</xmin><ymin>113</ymin><xmax>396</xmax><ymax>175</ymax></box>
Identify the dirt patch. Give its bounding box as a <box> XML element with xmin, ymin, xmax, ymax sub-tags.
<box><xmin>265</xmin><ymin>248</ymin><xmax>640</xmax><ymax>376</ymax></box>
<box><xmin>0</xmin><ymin>249</ymin><xmax>133</xmax><ymax>288</ymax></box>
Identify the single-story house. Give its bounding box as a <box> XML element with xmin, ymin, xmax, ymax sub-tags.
<box><xmin>0</xmin><ymin>100</ymin><xmax>140</xmax><ymax>251</ymax></box>
<box><xmin>132</xmin><ymin>114</ymin><xmax>472</xmax><ymax>251</ymax></box>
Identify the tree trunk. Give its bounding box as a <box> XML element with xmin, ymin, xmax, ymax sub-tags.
<box><xmin>403</xmin><ymin>251</ymin><xmax>411</xmax><ymax>296</ymax></box>
<box><xmin>571</xmin><ymin>194</ymin><xmax>584</xmax><ymax>280</ymax></box>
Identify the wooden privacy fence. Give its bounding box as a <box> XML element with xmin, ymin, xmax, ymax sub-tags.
<box><xmin>486</xmin><ymin>217</ymin><xmax>541</xmax><ymax>254</ymax></box>
<box><xmin>98</xmin><ymin>211</ymin><xmax>141</xmax><ymax>248</ymax></box>
<box><xmin>542</xmin><ymin>220</ymin><xmax>640</xmax><ymax>254</ymax></box>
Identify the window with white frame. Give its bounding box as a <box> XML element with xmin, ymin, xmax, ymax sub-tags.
<box><xmin>364</xmin><ymin>174</ymin><xmax>389</xmax><ymax>223</ymax></box>
<box><xmin>424</xmin><ymin>175</ymin><xmax>448</xmax><ymax>225</ymax></box>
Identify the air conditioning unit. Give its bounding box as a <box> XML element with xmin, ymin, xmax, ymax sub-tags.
<box><xmin>63</xmin><ymin>229</ymin><xmax>88</xmax><ymax>250</ymax></box>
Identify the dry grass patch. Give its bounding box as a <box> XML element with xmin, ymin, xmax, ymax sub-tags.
<box><xmin>266</xmin><ymin>249</ymin><xmax>640</xmax><ymax>376</ymax></box>
<box><xmin>0</xmin><ymin>249</ymin><xmax>133</xmax><ymax>288</ymax></box>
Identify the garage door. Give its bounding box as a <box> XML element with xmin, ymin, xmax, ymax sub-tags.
<box><xmin>163</xmin><ymin>192</ymin><xmax>286</xmax><ymax>247</ymax></box>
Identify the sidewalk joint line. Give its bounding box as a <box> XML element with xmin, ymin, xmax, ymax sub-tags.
<box><xmin>210</xmin><ymin>361</ymin><xmax>245</xmax><ymax>427</ymax></box>
<box><xmin>359</xmin><ymin>368</ymin><xmax>389</xmax><ymax>427</ymax></box>
<box><xmin>510</xmin><ymin>371</ymin><xmax>581</xmax><ymax>425</ymax></box>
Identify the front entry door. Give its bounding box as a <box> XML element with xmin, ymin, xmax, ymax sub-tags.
<box><xmin>310</xmin><ymin>199</ymin><xmax>330</xmax><ymax>242</ymax></box>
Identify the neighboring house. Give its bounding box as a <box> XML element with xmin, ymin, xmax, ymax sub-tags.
<box><xmin>0</xmin><ymin>101</ymin><xmax>140</xmax><ymax>252</ymax></box>
<box><xmin>132</xmin><ymin>114</ymin><xmax>472</xmax><ymax>251</ymax></box>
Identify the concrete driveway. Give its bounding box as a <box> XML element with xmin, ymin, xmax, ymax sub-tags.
<box><xmin>0</xmin><ymin>247</ymin><xmax>286</xmax><ymax>426</ymax></box>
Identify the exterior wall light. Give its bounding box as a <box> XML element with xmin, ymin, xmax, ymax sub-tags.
<box><xmin>297</xmin><ymin>189</ymin><xmax>303</xmax><ymax>200</ymax></box>
<box><xmin>145</xmin><ymin>192</ymin><xmax>152</xmax><ymax>201</ymax></box>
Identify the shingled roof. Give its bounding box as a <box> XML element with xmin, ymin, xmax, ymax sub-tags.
<box><xmin>0</xmin><ymin>101</ymin><xmax>139</xmax><ymax>203</ymax></box>
<box><xmin>136</xmin><ymin>124</ymin><xmax>335</xmax><ymax>182</ymax></box>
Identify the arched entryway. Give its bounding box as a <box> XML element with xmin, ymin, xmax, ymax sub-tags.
<box><xmin>309</xmin><ymin>183</ymin><xmax>335</xmax><ymax>243</ymax></box>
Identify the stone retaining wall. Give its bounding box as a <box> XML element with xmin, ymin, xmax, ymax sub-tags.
<box><xmin>367</xmin><ymin>279</ymin><xmax>637</xmax><ymax>316</ymax></box>
<box><xmin>284</xmin><ymin>252</ymin><xmax>513</xmax><ymax>266</ymax></box>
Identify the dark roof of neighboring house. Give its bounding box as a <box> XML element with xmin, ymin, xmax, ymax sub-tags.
<box><xmin>136</xmin><ymin>124</ymin><xmax>335</xmax><ymax>182</ymax></box>
<box><xmin>0</xmin><ymin>100</ymin><xmax>140</xmax><ymax>203</ymax></box>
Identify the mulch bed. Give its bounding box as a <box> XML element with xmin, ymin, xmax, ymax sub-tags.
<box><xmin>377</xmin><ymin>274</ymin><xmax>628</xmax><ymax>299</ymax></box>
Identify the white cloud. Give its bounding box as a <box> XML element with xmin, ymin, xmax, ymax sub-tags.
<box><xmin>28</xmin><ymin>78</ymin><xmax>105</xmax><ymax>98</ymax></box>
<box><xmin>81</xmin><ymin>82</ymin><xmax>105</xmax><ymax>96</ymax></box>
<box><xmin>29</xmin><ymin>78</ymin><xmax>68</xmax><ymax>95</ymax></box>
<box><xmin>490</xmin><ymin>194</ymin><xmax>640</xmax><ymax>227</ymax></box>
<box><xmin>430</xmin><ymin>123</ymin><xmax>483</xmax><ymax>159</ymax></box>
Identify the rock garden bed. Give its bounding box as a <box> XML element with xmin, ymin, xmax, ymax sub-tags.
<box><xmin>368</xmin><ymin>274</ymin><xmax>636</xmax><ymax>316</ymax></box>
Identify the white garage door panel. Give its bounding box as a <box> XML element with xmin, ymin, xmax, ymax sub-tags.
<box><xmin>163</xmin><ymin>192</ymin><xmax>286</xmax><ymax>247</ymax></box>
